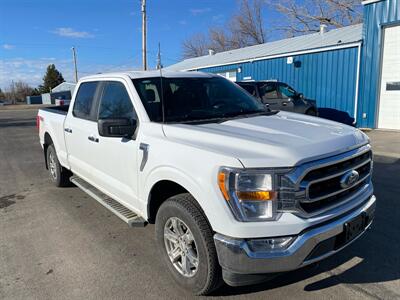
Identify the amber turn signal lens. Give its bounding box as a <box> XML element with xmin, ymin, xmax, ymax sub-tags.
<box><xmin>236</xmin><ymin>191</ymin><xmax>276</xmax><ymax>201</ymax></box>
<box><xmin>218</xmin><ymin>172</ymin><xmax>230</xmax><ymax>200</ymax></box>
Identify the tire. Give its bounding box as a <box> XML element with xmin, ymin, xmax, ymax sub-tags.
<box><xmin>155</xmin><ymin>193</ymin><xmax>222</xmax><ymax>295</ymax></box>
<box><xmin>306</xmin><ymin>109</ymin><xmax>317</xmax><ymax>116</ymax></box>
<box><xmin>46</xmin><ymin>144</ymin><xmax>71</xmax><ymax>187</ymax></box>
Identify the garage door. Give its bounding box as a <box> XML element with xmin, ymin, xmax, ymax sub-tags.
<box><xmin>378</xmin><ymin>25</ymin><xmax>400</xmax><ymax>130</ymax></box>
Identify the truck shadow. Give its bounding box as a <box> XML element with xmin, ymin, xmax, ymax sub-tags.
<box><xmin>0</xmin><ymin>117</ymin><xmax>36</xmax><ymax>128</ymax></box>
<box><xmin>214</xmin><ymin>156</ymin><xmax>400</xmax><ymax>296</ymax></box>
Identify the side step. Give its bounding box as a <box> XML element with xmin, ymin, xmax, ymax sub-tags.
<box><xmin>70</xmin><ymin>176</ymin><xmax>147</xmax><ymax>227</ymax></box>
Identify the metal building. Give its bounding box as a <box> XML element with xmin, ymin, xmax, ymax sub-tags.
<box><xmin>167</xmin><ymin>0</ymin><xmax>400</xmax><ymax>129</ymax></box>
<box><xmin>358</xmin><ymin>0</ymin><xmax>400</xmax><ymax>129</ymax></box>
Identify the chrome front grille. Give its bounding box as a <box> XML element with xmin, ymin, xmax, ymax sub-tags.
<box><xmin>278</xmin><ymin>145</ymin><xmax>373</xmax><ymax>217</ymax></box>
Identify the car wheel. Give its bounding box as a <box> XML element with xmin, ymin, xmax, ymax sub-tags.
<box><xmin>306</xmin><ymin>109</ymin><xmax>317</xmax><ymax>116</ymax></box>
<box><xmin>155</xmin><ymin>193</ymin><xmax>222</xmax><ymax>295</ymax></box>
<box><xmin>46</xmin><ymin>144</ymin><xmax>71</xmax><ymax>187</ymax></box>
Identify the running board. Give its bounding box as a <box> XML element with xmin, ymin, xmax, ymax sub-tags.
<box><xmin>70</xmin><ymin>176</ymin><xmax>147</xmax><ymax>227</ymax></box>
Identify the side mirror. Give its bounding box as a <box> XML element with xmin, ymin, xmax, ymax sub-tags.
<box><xmin>98</xmin><ymin>118</ymin><xmax>137</xmax><ymax>138</ymax></box>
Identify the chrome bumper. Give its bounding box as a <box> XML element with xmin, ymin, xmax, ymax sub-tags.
<box><xmin>214</xmin><ymin>195</ymin><xmax>376</xmax><ymax>276</ymax></box>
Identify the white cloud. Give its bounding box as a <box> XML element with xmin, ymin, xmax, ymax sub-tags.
<box><xmin>179</xmin><ymin>20</ymin><xmax>187</xmax><ymax>25</ymax></box>
<box><xmin>3</xmin><ymin>44</ymin><xmax>15</xmax><ymax>50</ymax></box>
<box><xmin>52</xmin><ymin>27</ymin><xmax>94</xmax><ymax>38</ymax></box>
<box><xmin>190</xmin><ymin>8</ymin><xmax>211</xmax><ymax>15</ymax></box>
<box><xmin>0</xmin><ymin>58</ymin><xmax>71</xmax><ymax>88</ymax></box>
<box><xmin>212</xmin><ymin>14</ymin><xmax>224</xmax><ymax>23</ymax></box>
<box><xmin>0</xmin><ymin>57</ymin><xmax>140</xmax><ymax>89</ymax></box>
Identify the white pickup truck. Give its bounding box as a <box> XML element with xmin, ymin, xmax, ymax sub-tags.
<box><xmin>38</xmin><ymin>71</ymin><xmax>375</xmax><ymax>295</ymax></box>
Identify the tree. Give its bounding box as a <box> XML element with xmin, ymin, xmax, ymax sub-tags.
<box><xmin>3</xmin><ymin>81</ymin><xmax>34</xmax><ymax>104</ymax></box>
<box><xmin>230</xmin><ymin>0</ymin><xmax>266</xmax><ymax>45</ymax></box>
<box><xmin>39</xmin><ymin>64</ymin><xmax>65</xmax><ymax>93</ymax></box>
<box><xmin>182</xmin><ymin>0</ymin><xmax>267</xmax><ymax>58</ymax></box>
<box><xmin>182</xmin><ymin>33</ymin><xmax>210</xmax><ymax>58</ymax></box>
<box><xmin>0</xmin><ymin>88</ymin><xmax>5</xmax><ymax>100</ymax></box>
<box><xmin>270</xmin><ymin>0</ymin><xmax>362</xmax><ymax>37</ymax></box>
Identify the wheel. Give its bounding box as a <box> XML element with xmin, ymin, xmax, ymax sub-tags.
<box><xmin>155</xmin><ymin>193</ymin><xmax>222</xmax><ymax>295</ymax></box>
<box><xmin>306</xmin><ymin>109</ymin><xmax>317</xmax><ymax>116</ymax></box>
<box><xmin>46</xmin><ymin>144</ymin><xmax>71</xmax><ymax>187</ymax></box>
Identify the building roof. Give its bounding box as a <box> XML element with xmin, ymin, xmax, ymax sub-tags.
<box><xmin>166</xmin><ymin>24</ymin><xmax>363</xmax><ymax>71</ymax></box>
<box><xmin>52</xmin><ymin>82</ymin><xmax>76</xmax><ymax>92</ymax></box>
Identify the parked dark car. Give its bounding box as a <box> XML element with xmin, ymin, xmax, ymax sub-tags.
<box><xmin>236</xmin><ymin>81</ymin><xmax>318</xmax><ymax>116</ymax></box>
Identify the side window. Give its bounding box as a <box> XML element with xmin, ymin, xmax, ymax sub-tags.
<box><xmin>240</xmin><ymin>84</ymin><xmax>257</xmax><ymax>97</ymax></box>
<box><xmin>259</xmin><ymin>83</ymin><xmax>278</xmax><ymax>103</ymax></box>
<box><xmin>73</xmin><ymin>82</ymin><xmax>98</xmax><ymax>120</ymax></box>
<box><xmin>278</xmin><ymin>84</ymin><xmax>296</xmax><ymax>99</ymax></box>
<box><xmin>98</xmin><ymin>82</ymin><xmax>136</xmax><ymax>120</ymax></box>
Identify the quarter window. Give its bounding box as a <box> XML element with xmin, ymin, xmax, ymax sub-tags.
<box><xmin>73</xmin><ymin>82</ymin><xmax>98</xmax><ymax>120</ymax></box>
<box><xmin>98</xmin><ymin>82</ymin><xmax>136</xmax><ymax>120</ymax></box>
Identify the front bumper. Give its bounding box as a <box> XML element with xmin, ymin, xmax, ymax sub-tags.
<box><xmin>214</xmin><ymin>195</ymin><xmax>376</xmax><ymax>278</ymax></box>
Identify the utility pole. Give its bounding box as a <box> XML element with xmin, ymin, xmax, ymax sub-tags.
<box><xmin>156</xmin><ymin>42</ymin><xmax>162</xmax><ymax>70</ymax></box>
<box><xmin>141</xmin><ymin>0</ymin><xmax>147</xmax><ymax>70</ymax></box>
<box><xmin>71</xmin><ymin>47</ymin><xmax>78</xmax><ymax>83</ymax></box>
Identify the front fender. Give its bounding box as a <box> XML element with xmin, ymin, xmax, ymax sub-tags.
<box><xmin>142</xmin><ymin>166</ymin><xmax>212</xmax><ymax>222</ymax></box>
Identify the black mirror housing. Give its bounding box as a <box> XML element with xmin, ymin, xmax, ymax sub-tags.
<box><xmin>98</xmin><ymin>118</ymin><xmax>137</xmax><ymax>138</ymax></box>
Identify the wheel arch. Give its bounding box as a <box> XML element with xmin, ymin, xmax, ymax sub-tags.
<box><xmin>145</xmin><ymin>169</ymin><xmax>211</xmax><ymax>226</ymax></box>
<box><xmin>43</xmin><ymin>132</ymin><xmax>54</xmax><ymax>169</ymax></box>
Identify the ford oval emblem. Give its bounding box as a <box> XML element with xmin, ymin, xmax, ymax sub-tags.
<box><xmin>340</xmin><ymin>170</ymin><xmax>360</xmax><ymax>189</ymax></box>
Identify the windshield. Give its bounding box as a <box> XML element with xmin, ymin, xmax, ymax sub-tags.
<box><xmin>132</xmin><ymin>76</ymin><xmax>266</xmax><ymax>123</ymax></box>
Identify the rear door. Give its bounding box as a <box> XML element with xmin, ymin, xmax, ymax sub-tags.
<box><xmin>258</xmin><ymin>82</ymin><xmax>281</xmax><ymax>110</ymax></box>
<box><xmin>64</xmin><ymin>81</ymin><xmax>101</xmax><ymax>183</ymax></box>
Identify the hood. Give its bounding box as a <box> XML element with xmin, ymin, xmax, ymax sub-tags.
<box><xmin>162</xmin><ymin>111</ymin><xmax>369</xmax><ymax>168</ymax></box>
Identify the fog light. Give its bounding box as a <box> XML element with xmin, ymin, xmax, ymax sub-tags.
<box><xmin>247</xmin><ymin>236</ymin><xmax>295</xmax><ymax>252</ymax></box>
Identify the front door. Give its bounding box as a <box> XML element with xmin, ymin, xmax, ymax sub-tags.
<box><xmin>94</xmin><ymin>80</ymin><xmax>141</xmax><ymax>211</ymax></box>
<box><xmin>275</xmin><ymin>83</ymin><xmax>296</xmax><ymax>112</ymax></box>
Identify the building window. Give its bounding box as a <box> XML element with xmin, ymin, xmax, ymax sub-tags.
<box><xmin>215</xmin><ymin>70</ymin><xmax>237</xmax><ymax>82</ymax></box>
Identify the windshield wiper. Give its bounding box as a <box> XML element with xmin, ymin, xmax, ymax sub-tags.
<box><xmin>218</xmin><ymin>109</ymin><xmax>278</xmax><ymax>121</ymax></box>
<box><xmin>165</xmin><ymin>110</ymin><xmax>279</xmax><ymax>125</ymax></box>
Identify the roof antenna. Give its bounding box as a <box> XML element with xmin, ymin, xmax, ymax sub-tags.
<box><xmin>158</xmin><ymin>42</ymin><xmax>166</xmax><ymax>123</ymax></box>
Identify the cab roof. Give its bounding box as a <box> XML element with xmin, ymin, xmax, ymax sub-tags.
<box><xmin>80</xmin><ymin>70</ymin><xmax>217</xmax><ymax>81</ymax></box>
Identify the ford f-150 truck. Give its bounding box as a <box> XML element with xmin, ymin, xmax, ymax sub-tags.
<box><xmin>38</xmin><ymin>71</ymin><xmax>375</xmax><ymax>295</ymax></box>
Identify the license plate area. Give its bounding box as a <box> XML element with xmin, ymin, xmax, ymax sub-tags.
<box><xmin>335</xmin><ymin>212</ymin><xmax>367</xmax><ymax>249</ymax></box>
<box><xmin>344</xmin><ymin>214</ymin><xmax>366</xmax><ymax>242</ymax></box>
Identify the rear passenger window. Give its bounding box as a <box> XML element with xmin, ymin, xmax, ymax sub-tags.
<box><xmin>98</xmin><ymin>82</ymin><xmax>136</xmax><ymax>120</ymax></box>
<box><xmin>73</xmin><ymin>82</ymin><xmax>98</xmax><ymax>120</ymax></box>
<box><xmin>259</xmin><ymin>83</ymin><xmax>278</xmax><ymax>102</ymax></box>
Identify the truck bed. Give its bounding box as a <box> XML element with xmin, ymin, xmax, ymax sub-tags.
<box><xmin>40</xmin><ymin>105</ymin><xmax>69</xmax><ymax>115</ymax></box>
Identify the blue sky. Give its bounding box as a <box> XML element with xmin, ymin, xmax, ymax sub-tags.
<box><xmin>0</xmin><ymin>0</ymin><xmax>277</xmax><ymax>89</ymax></box>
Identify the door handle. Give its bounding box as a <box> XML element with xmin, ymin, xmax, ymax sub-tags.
<box><xmin>139</xmin><ymin>143</ymin><xmax>149</xmax><ymax>172</ymax></box>
<box><xmin>282</xmin><ymin>102</ymin><xmax>287</xmax><ymax>106</ymax></box>
<box><xmin>88</xmin><ymin>135</ymin><xmax>99</xmax><ymax>143</ymax></box>
<box><xmin>64</xmin><ymin>128</ymin><xmax>72</xmax><ymax>133</ymax></box>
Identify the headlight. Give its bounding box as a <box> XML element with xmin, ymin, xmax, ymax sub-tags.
<box><xmin>218</xmin><ymin>167</ymin><xmax>278</xmax><ymax>222</ymax></box>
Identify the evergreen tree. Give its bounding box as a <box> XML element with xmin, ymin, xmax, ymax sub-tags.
<box><xmin>39</xmin><ymin>64</ymin><xmax>65</xmax><ymax>93</ymax></box>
